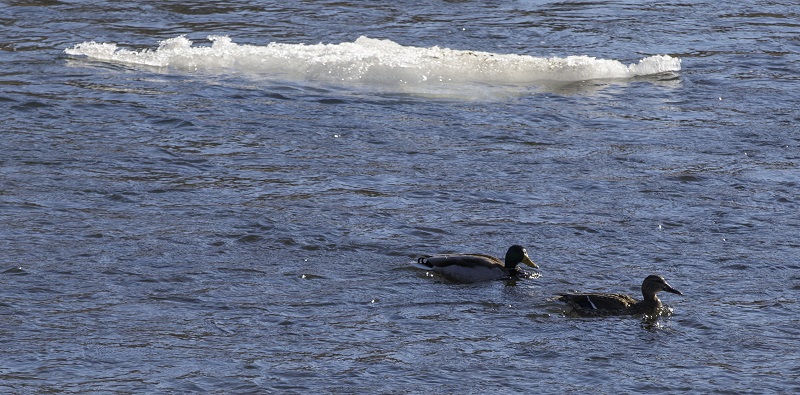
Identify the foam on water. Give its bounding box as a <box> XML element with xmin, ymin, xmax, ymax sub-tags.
<box><xmin>65</xmin><ymin>35</ymin><xmax>680</xmax><ymax>92</ymax></box>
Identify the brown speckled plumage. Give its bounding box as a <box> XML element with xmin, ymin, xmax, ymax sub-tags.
<box><xmin>558</xmin><ymin>275</ymin><xmax>683</xmax><ymax>316</ymax></box>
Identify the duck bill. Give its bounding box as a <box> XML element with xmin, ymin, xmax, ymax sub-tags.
<box><xmin>664</xmin><ymin>284</ymin><xmax>683</xmax><ymax>295</ymax></box>
<box><xmin>521</xmin><ymin>255</ymin><xmax>539</xmax><ymax>269</ymax></box>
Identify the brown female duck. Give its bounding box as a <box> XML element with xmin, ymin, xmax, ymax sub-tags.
<box><xmin>558</xmin><ymin>275</ymin><xmax>683</xmax><ymax>316</ymax></box>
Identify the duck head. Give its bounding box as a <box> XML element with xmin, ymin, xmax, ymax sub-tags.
<box><xmin>642</xmin><ymin>274</ymin><xmax>683</xmax><ymax>299</ymax></box>
<box><xmin>504</xmin><ymin>245</ymin><xmax>539</xmax><ymax>269</ymax></box>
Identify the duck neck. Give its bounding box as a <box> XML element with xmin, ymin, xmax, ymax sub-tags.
<box><xmin>641</xmin><ymin>291</ymin><xmax>662</xmax><ymax>308</ymax></box>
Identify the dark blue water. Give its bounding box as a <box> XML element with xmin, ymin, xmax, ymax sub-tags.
<box><xmin>2</xmin><ymin>1</ymin><xmax>799</xmax><ymax>393</ymax></box>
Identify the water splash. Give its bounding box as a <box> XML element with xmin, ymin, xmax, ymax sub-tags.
<box><xmin>65</xmin><ymin>35</ymin><xmax>681</xmax><ymax>94</ymax></box>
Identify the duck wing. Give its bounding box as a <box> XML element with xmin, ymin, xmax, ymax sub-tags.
<box><xmin>417</xmin><ymin>253</ymin><xmax>503</xmax><ymax>269</ymax></box>
<box><xmin>415</xmin><ymin>253</ymin><xmax>509</xmax><ymax>283</ymax></box>
<box><xmin>558</xmin><ymin>293</ymin><xmax>637</xmax><ymax>311</ymax></box>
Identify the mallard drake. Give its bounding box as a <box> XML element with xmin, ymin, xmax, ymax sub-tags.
<box><xmin>558</xmin><ymin>275</ymin><xmax>682</xmax><ymax>316</ymax></box>
<box><xmin>414</xmin><ymin>245</ymin><xmax>539</xmax><ymax>283</ymax></box>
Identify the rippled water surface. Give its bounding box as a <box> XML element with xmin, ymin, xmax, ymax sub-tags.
<box><xmin>2</xmin><ymin>1</ymin><xmax>799</xmax><ymax>393</ymax></box>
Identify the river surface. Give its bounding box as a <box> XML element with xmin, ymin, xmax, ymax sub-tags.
<box><xmin>2</xmin><ymin>1</ymin><xmax>799</xmax><ymax>393</ymax></box>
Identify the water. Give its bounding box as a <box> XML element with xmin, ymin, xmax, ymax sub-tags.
<box><xmin>2</xmin><ymin>1</ymin><xmax>799</xmax><ymax>393</ymax></box>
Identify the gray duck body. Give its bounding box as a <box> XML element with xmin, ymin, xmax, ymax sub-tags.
<box><xmin>415</xmin><ymin>245</ymin><xmax>538</xmax><ymax>283</ymax></box>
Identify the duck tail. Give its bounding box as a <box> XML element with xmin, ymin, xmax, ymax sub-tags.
<box><xmin>412</xmin><ymin>256</ymin><xmax>434</xmax><ymax>270</ymax></box>
<box><xmin>556</xmin><ymin>293</ymin><xmax>572</xmax><ymax>303</ymax></box>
